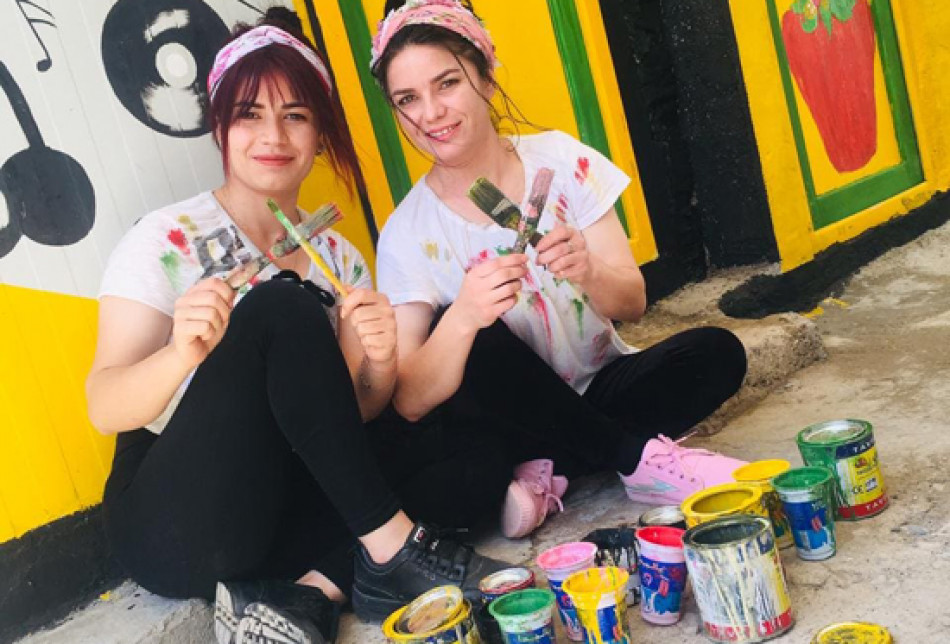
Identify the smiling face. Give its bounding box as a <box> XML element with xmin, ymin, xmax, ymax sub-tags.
<box><xmin>222</xmin><ymin>74</ymin><xmax>319</xmax><ymax>200</ymax></box>
<box><xmin>385</xmin><ymin>43</ymin><xmax>496</xmax><ymax>168</ymax></box>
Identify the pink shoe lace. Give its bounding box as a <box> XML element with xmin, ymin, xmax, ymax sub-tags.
<box><xmin>513</xmin><ymin>459</ymin><xmax>566</xmax><ymax>515</ymax></box>
<box><xmin>642</xmin><ymin>434</ymin><xmax>716</xmax><ymax>484</ymax></box>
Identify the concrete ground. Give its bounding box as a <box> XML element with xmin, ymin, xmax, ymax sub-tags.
<box><xmin>18</xmin><ymin>220</ymin><xmax>950</xmax><ymax>642</ymax></box>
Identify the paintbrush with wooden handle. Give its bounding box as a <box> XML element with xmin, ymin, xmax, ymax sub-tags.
<box><xmin>224</xmin><ymin>202</ymin><xmax>342</xmax><ymax>291</ymax></box>
<box><xmin>513</xmin><ymin>168</ymin><xmax>554</xmax><ymax>253</ymax></box>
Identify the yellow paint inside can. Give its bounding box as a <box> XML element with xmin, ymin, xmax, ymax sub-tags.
<box><xmin>681</xmin><ymin>482</ymin><xmax>767</xmax><ymax>528</ymax></box>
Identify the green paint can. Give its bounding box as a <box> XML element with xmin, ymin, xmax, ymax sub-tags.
<box><xmin>796</xmin><ymin>420</ymin><xmax>888</xmax><ymax>521</ymax></box>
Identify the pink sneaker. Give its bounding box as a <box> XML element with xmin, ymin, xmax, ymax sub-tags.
<box><xmin>619</xmin><ymin>435</ymin><xmax>747</xmax><ymax>505</ymax></box>
<box><xmin>501</xmin><ymin>459</ymin><xmax>568</xmax><ymax>539</ymax></box>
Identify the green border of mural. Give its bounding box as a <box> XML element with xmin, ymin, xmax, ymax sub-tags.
<box><xmin>767</xmin><ymin>0</ymin><xmax>923</xmax><ymax>230</ymax></box>
<box><xmin>337</xmin><ymin>1</ymin><xmax>628</xmax><ymax>231</ymax></box>
<box><xmin>336</xmin><ymin>1</ymin><xmax>413</xmax><ymax>205</ymax></box>
<box><xmin>545</xmin><ymin>0</ymin><xmax>628</xmax><ymax>233</ymax></box>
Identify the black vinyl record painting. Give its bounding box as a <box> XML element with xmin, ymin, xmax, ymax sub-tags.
<box><xmin>101</xmin><ymin>0</ymin><xmax>229</xmax><ymax>138</ymax></box>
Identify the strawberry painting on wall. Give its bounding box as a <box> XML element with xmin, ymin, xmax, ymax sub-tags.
<box><xmin>781</xmin><ymin>0</ymin><xmax>877</xmax><ymax>173</ymax></box>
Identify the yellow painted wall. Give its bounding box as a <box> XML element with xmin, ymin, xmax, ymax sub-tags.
<box><xmin>730</xmin><ymin>0</ymin><xmax>950</xmax><ymax>270</ymax></box>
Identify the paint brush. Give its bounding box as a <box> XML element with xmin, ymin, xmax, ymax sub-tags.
<box><xmin>224</xmin><ymin>203</ymin><xmax>342</xmax><ymax>291</ymax></box>
<box><xmin>266</xmin><ymin>198</ymin><xmax>347</xmax><ymax>295</ymax></box>
<box><xmin>513</xmin><ymin>168</ymin><xmax>554</xmax><ymax>253</ymax></box>
<box><xmin>467</xmin><ymin>178</ymin><xmax>543</xmax><ymax>249</ymax></box>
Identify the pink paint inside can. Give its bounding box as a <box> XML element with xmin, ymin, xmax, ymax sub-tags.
<box><xmin>536</xmin><ymin>542</ymin><xmax>598</xmax><ymax>578</ymax></box>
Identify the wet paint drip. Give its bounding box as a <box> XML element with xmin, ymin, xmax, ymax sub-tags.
<box><xmin>683</xmin><ymin>516</ymin><xmax>793</xmax><ymax>643</ymax></box>
<box><xmin>562</xmin><ymin>567</ymin><xmax>632</xmax><ymax>644</ymax></box>
<box><xmin>797</xmin><ymin>419</ymin><xmax>888</xmax><ymax>520</ymax></box>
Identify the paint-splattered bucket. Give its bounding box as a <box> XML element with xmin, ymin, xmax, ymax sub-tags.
<box><xmin>563</xmin><ymin>567</ymin><xmax>632</xmax><ymax>644</ymax></box>
<box><xmin>581</xmin><ymin>526</ymin><xmax>640</xmax><ymax>606</ymax></box>
<box><xmin>772</xmin><ymin>466</ymin><xmax>837</xmax><ymax>561</ymax></box>
<box><xmin>634</xmin><ymin>526</ymin><xmax>687</xmax><ymax>626</ymax></box>
<box><xmin>811</xmin><ymin>622</ymin><xmax>893</xmax><ymax>643</ymax></box>
<box><xmin>733</xmin><ymin>460</ymin><xmax>795</xmax><ymax>549</ymax></box>
<box><xmin>536</xmin><ymin>542</ymin><xmax>597</xmax><ymax>641</ymax></box>
<box><xmin>681</xmin><ymin>482</ymin><xmax>768</xmax><ymax>529</ymax></box>
<box><xmin>683</xmin><ymin>515</ymin><xmax>794</xmax><ymax>643</ymax></box>
<box><xmin>383</xmin><ymin>586</ymin><xmax>481</xmax><ymax>644</ymax></box>
<box><xmin>797</xmin><ymin>419</ymin><xmax>888</xmax><ymax>520</ymax></box>
<box><xmin>487</xmin><ymin>589</ymin><xmax>556</xmax><ymax>644</ymax></box>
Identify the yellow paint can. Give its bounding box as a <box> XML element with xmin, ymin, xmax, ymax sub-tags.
<box><xmin>811</xmin><ymin>622</ymin><xmax>892</xmax><ymax>643</ymax></box>
<box><xmin>733</xmin><ymin>460</ymin><xmax>795</xmax><ymax>549</ymax></box>
<box><xmin>681</xmin><ymin>482</ymin><xmax>768</xmax><ymax>528</ymax></box>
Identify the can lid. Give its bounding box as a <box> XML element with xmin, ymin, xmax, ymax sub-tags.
<box><xmin>811</xmin><ymin>622</ymin><xmax>892</xmax><ymax>643</ymax></box>
<box><xmin>394</xmin><ymin>585</ymin><xmax>464</xmax><ymax>634</ymax></box>
<box><xmin>638</xmin><ymin>505</ymin><xmax>686</xmax><ymax>527</ymax></box>
<box><xmin>800</xmin><ymin>419</ymin><xmax>870</xmax><ymax>445</ymax></box>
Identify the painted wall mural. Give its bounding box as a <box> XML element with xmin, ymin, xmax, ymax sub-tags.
<box><xmin>781</xmin><ymin>0</ymin><xmax>877</xmax><ymax>173</ymax></box>
<box><xmin>768</xmin><ymin>0</ymin><xmax>923</xmax><ymax>229</ymax></box>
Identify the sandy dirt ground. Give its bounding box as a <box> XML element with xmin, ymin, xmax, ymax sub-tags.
<box><xmin>339</xmin><ymin>222</ymin><xmax>950</xmax><ymax>643</ymax></box>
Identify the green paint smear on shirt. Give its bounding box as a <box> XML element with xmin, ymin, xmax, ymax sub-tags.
<box><xmin>572</xmin><ymin>298</ymin><xmax>585</xmax><ymax>337</ymax></box>
<box><xmin>160</xmin><ymin>251</ymin><xmax>183</xmax><ymax>292</ymax></box>
<box><xmin>352</xmin><ymin>263</ymin><xmax>364</xmax><ymax>282</ymax></box>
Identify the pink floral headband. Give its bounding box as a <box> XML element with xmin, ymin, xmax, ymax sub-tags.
<box><xmin>370</xmin><ymin>0</ymin><xmax>496</xmax><ymax>71</ymax></box>
<box><xmin>207</xmin><ymin>26</ymin><xmax>332</xmax><ymax>101</ymax></box>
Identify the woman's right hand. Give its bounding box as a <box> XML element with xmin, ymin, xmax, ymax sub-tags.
<box><xmin>172</xmin><ymin>278</ymin><xmax>235</xmax><ymax>369</ymax></box>
<box><xmin>451</xmin><ymin>254</ymin><xmax>528</xmax><ymax>334</ymax></box>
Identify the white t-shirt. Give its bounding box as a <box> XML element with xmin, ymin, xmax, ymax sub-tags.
<box><xmin>377</xmin><ymin>130</ymin><xmax>637</xmax><ymax>393</ymax></box>
<box><xmin>99</xmin><ymin>191</ymin><xmax>371</xmax><ymax>433</ymax></box>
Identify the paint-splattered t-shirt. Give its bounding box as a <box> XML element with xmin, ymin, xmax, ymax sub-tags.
<box><xmin>377</xmin><ymin>130</ymin><xmax>636</xmax><ymax>393</ymax></box>
<box><xmin>99</xmin><ymin>191</ymin><xmax>371</xmax><ymax>433</ymax></box>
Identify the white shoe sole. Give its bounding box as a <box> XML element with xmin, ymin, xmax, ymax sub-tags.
<box><xmin>215</xmin><ymin>582</ymin><xmax>240</xmax><ymax>644</ymax></box>
<box><xmin>236</xmin><ymin>603</ymin><xmax>312</xmax><ymax>644</ymax></box>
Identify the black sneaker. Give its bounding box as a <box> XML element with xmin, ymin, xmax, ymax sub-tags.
<box><xmin>352</xmin><ymin>523</ymin><xmax>511</xmax><ymax>622</ymax></box>
<box><xmin>214</xmin><ymin>579</ymin><xmax>340</xmax><ymax>644</ymax></box>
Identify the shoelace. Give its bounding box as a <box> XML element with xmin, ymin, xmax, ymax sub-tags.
<box><xmin>645</xmin><ymin>434</ymin><xmax>717</xmax><ymax>483</ymax></box>
<box><xmin>520</xmin><ymin>478</ymin><xmax>564</xmax><ymax>514</ymax></box>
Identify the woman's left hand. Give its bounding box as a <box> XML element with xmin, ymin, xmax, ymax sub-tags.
<box><xmin>535</xmin><ymin>226</ymin><xmax>591</xmax><ymax>283</ymax></box>
<box><xmin>340</xmin><ymin>288</ymin><xmax>397</xmax><ymax>367</ymax></box>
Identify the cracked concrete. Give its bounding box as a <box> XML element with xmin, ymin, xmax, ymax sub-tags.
<box><xmin>20</xmin><ymin>219</ymin><xmax>950</xmax><ymax>643</ymax></box>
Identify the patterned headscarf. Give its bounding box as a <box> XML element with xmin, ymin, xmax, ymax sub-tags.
<box><xmin>370</xmin><ymin>0</ymin><xmax>496</xmax><ymax>72</ymax></box>
<box><xmin>207</xmin><ymin>26</ymin><xmax>332</xmax><ymax>101</ymax></box>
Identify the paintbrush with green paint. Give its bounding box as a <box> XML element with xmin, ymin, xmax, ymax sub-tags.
<box><xmin>225</xmin><ymin>202</ymin><xmax>342</xmax><ymax>291</ymax></box>
<box><xmin>267</xmin><ymin>198</ymin><xmax>347</xmax><ymax>294</ymax></box>
<box><xmin>468</xmin><ymin>176</ymin><xmax>548</xmax><ymax>250</ymax></box>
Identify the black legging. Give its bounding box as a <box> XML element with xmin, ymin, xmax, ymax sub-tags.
<box><xmin>103</xmin><ymin>279</ymin><xmax>404</xmax><ymax>600</ymax></box>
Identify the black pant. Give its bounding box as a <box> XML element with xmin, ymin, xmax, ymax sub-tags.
<box><xmin>103</xmin><ymin>279</ymin><xmax>404</xmax><ymax>600</ymax></box>
<box><xmin>375</xmin><ymin>320</ymin><xmax>748</xmax><ymax>489</ymax></box>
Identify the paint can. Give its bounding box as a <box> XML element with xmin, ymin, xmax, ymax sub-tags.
<box><xmin>797</xmin><ymin>419</ymin><xmax>888</xmax><ymax>520</ymax></box>
<box><xmin>563</xmin><ymin>567</ymin><xmax>631</xmax><ymax>644</ymax></box>
<box><xmin>772</xmin><ymin>466</ymin><xmax>837</xmax><ymax>561</ymax></box>
<box><xmin>638</xmin><ymin>506</ymin><xmax>688</xmax><ymax>531</ymax></box>
<box><xmin>383</xmin><ymin>586</ymin><xmax>481</xmax><ymax>644</ymax></box>
<box><xmin>733</xmin><ymin>460</ymin><xmax>795</xmax><ymax>549</ymax></box>
<box><xmin>681</xmin><ymin>482</ymin><xmax>768</xmax><ymax>528</ymax></box>
<box><xmin>487</xmin><ymin>589</ymin><xmax>556</xmax><ymax>644</ymax></box>
<box><xmin>581</xmin><ymin>526</ymin><xmax>640</xmax><ymax>606</ymax></box>
<box><xmin>536</xmin><ymin>541</ymin><xmax>597</xmax><ymax>641</ymax></box>
<box><xmin>478</xmin><ymin>568</ymin><xmax>536</xmax><ymax>604</ymax></box>
<box><xmin>683</xmin><ymin>515</ymin><xmax>794</xmax><ymax>643</ymax></box>
<box><xmin>633</xmin><ymin>526</ymin><xmax>687</xmax><ymax>626</ymax></box>
<box><xmin>476</xmin><ymin>568</ymin><xmax>535</xmax><ymax>644</ymax></box>
<box><xmin>811</xmin><ymin>622</ymin><xmax>893</xmax><ymax>643</ymax></box>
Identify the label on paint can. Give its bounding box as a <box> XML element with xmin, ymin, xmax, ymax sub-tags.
<box><xmin>546</xmin><ymin>577</ymin><xmax>584</xmax><ymax>640</ymax></box>
<box><xmin>585</xmin><ymin>594</ymin><xmax>630</xmax><ymax>644</ymax></box>
<box><xmin>783</xmin><ymin>497</ymin><xmax>836</xmax><ymax>561</ymax></box>
<box><xmin>638</xmin><ymin>555</ymin><xmax>687</xmax><ymax>623</ymax></box>
<box><xmin>798</xmin><ymin>420</ymin><xmax>888</xmax><ymax>520</ymax></box>
<box><xmin>684</xmin><ymin>516</ymin><xmax>794</xmax><ymax>644</ymax></box>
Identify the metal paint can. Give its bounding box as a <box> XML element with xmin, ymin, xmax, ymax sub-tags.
<box><xmin>478</xmin><ymin>568</ymin><xmax>536</xmax><ymax>604</ymax></box>
<box><xmin>683</xmin><ymin>515</ymin><xmax>794</xmax><ymax>643</ymax></box>
<box><xmin>797</xmin><ymin>419</ymin><xmax>888</xmax><ymax>520</ymax></box>
<box><xmin>383</xmin><ymin>586</ymin><xmax>482</xmax><ymax>644</ymax></box>
<box><xmin>638</xmin><ymin>506</ymin><xmax>688</xmax><ymax>531</ymax></box>
<box><xmin>811</xmin><ymin>622</ymin><xmax>893</xmax><ymax>643</ymax></box>
<box><xmin>681</xmin><ymin>482</ymin><xmax>769</xmax><ymax>529</ymax></box>
<box><xmin>733</xmin><ymin>460</ymin><xmax>795</xmax><ymax>549</ymax></box>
